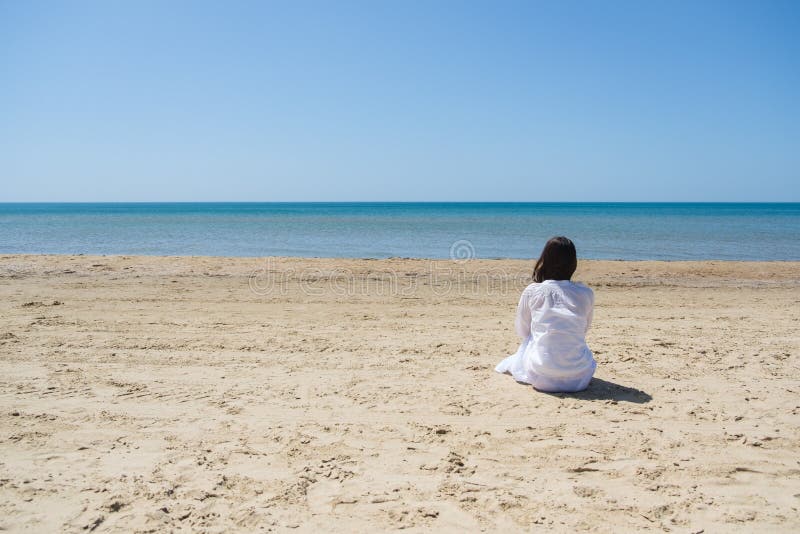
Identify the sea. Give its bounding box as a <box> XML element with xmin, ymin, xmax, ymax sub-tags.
<box><xmin>0</xmin><ymin>202</ymin><xmax>798</xmax><ymax>261</ymax></box>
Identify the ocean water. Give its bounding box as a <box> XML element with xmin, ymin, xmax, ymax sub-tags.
<box><xmin>0</xmin><ymin>202</ymin><xmax>798</xmax><ymax>261</ymax></box>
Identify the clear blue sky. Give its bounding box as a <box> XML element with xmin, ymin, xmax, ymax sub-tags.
<box><xmin>1</xmin><ymin>0</ymin><xmax>798</xmax><ymax>202</ymax></box>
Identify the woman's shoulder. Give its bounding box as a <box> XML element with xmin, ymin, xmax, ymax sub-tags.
<box><xmin>519</xmin><ymin>282</ymin><xmax>546</xmax><ymax>301</ymax></box>
<box><xmin>522</xmin><ymin>281</ymin><xmax>546</xmax><ymax>293</ymax></box>
<box><xmin>567</xmin><ymin>281</ymin><xmax>594</xmax><ymax>300</ymax></box>
<box><xmin>522</xmin><ymin>280</ymin><xmax>593</xmax><ymax>297</ymax></box>
<box><xmin>569</xmin><ymin>280</ymin><xmax>593</xmax><ymax>292</ymax></box>
<box><xmin>520</xmin><ymin>282</ymin><xmax>537</xmax><ymax>296</ymax></box>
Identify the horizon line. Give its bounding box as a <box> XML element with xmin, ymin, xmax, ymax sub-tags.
<box><xmin>2</xmin><ymin>200</ymin><xmax>800</xmax><ymax>205</ymax></box>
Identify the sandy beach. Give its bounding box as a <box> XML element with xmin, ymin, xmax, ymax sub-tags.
<box><xmin>1</xmin><ymin>254</ymin><xmax>798</xmax><ymax>532</ymax></box>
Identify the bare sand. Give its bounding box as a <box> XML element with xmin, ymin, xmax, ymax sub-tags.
<box><xmin>1</xmin><ymin>255</ymin><xmax>798</xmax><ymax>532</ymax></box>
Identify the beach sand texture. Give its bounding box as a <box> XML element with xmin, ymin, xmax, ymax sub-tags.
<box><xmin>1</xmin><ymin>255</ymin><xmax>799</xmax><ymax>532</ymax></box>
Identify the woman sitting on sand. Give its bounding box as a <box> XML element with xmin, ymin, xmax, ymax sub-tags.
<box><xmin>495</xmin><ymin>236</ymin><xmax>596</xmax><ymax>392</ymax></box>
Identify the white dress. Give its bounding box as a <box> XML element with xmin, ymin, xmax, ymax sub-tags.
<box><xmin>495</xmin><ymin>280</ymin><xmax>596</xmax><ymax>392</ymax></box>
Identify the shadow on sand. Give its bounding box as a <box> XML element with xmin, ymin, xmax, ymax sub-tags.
<box><xmin>542</xmin><ymin>377</ymin><xmax>652</xmax><ymax>404</ymax></box>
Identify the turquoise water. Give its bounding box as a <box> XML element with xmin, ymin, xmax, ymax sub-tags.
<box><xmin>0</xmin><ymin>202</ymin><xmax>798</xmax><ymax>260</ymax></box>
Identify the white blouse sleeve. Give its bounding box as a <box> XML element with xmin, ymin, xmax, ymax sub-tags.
<box><xmin>514</xmin><ymin>288</ymin><xmax>533</xmax><ymax>338</ymax></box>
<box><xmin>584</xmin><ymin>289</ymin><xmax>594</xmax><ymax>334</ymax></box>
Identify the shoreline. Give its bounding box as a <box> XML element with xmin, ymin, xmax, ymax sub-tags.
<box><xmin>4</xmin><ymin>252</ymin><xmax>800</xmax><ymax>262</ymax></box>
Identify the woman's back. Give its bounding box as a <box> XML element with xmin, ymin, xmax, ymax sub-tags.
<box><xmin>522</xmin><ymin>280</ymin><xmax>594</xmax><ymax>381</ymax></box>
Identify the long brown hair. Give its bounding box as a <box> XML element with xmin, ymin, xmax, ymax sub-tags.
<box><xmin>532</xmin><ymin>236</ymin><xmax>578</xmax><ymax>283</ymax></box>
